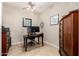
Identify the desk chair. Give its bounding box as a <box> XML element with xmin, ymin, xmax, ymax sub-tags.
<box><xmin>28</xmin><ymin>35</ymin><xmax>35</xmax><ymax>46</ymax></box>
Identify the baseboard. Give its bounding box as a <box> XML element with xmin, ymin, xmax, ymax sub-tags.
<box><xmin>12</xmin><ymin>41</ymin><xmax>23</xmax><ymax>46</ymax></box>
<box><xmin>44</xmin><ymin>41</ymin><xmax>59</xmax><ymax>49</ymax></box>
<box><xmin>12</xmin><ymin>41</ymin><xmax>59</xmax><ymax>49</ymax></box>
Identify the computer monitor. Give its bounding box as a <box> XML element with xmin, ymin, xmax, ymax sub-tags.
<box><xmin>27</xmin><ymin>26</ymin><xmax>40</xmax><ymax>35</ymax></box>
<box><xmin>31</xmin><ymin>26</ymin><xmax>40</xmax><ymax>33</ymax></box>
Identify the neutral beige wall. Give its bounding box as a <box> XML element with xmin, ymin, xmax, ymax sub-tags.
<box><xmin>2</xmin><ymin>5</ymin><xmax>39</xmax><ymax>45</ymax></box>
<box><xmin>39</xmin><ymin>2</ymin><xmax>79</xmax><ymax>48</ymax></box>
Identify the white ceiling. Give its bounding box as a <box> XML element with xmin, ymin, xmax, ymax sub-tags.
<box><xmin>3</xmin><ymin>2</ymin><xmax>55</xmax><ymax>13</ymax></box>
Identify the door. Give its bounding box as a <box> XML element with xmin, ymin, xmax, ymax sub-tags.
<box><xmin>63</xmin><ymin>14</ymin><xmax>73</xmax><ymax>55</ymax></box>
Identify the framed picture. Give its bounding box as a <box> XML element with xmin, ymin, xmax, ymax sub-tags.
<box><xmin>23</xmin><ymin>18</ymin><xmax>32</xmax><ymax>27</ymax></box>
<box><xmin>50</xmin><ymin>14</ymin><xmax>59</xmax><ymax>25</ymax></box>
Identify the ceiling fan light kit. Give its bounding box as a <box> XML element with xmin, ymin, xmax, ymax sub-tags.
<box><xmin>25</xmin><ymin>2</ymin><xmax>36</xmax><ymax>12</ymax></box>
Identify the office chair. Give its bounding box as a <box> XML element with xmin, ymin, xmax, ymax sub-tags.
<box><xmin>28</xmin><ymin>35</ymin><xmax>35</xmax><ymax>46</ymax></box>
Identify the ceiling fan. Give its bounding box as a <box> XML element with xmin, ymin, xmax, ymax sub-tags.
<box><xmin>23</xmin><ymin>2</ymin><xmax>36</xmax><ymax>11</ymax></box>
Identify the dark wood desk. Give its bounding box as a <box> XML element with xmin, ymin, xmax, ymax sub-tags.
<box><xmin>23</xmin><ymin>33</ymin><xmax>44</xmax><ymax>51</ymax></box>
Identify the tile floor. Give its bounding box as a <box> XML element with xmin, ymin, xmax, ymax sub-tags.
<box><xmin>8</xmin><ymin>42</ymin><xmax>60</xmax><ymax>56</ymax></box>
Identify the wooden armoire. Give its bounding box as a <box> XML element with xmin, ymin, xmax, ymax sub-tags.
<box><xmin>59</xmin><ymin>9</ymin><xmax>79</xmax><ymax>56</ymax></box>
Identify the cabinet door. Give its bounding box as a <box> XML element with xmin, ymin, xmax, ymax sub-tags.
<box><xmin>2</xmin><ymin>32</ymin><xmax>8</xmax><ymax>56</ymax></box>
<box><xmin>78</xmin><ymin>12</ymin><xmax>79</xmax><ymax>55</ymax></box>
<box><xmin>63</xmin><ymin>14</ymin><xmax>73</xmax><ymax>55</ymax></box>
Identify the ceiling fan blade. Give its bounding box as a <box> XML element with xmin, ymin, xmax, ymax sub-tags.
<box><xmin>29</xmin><ymin>2</ymin><xmax>32</xmax><ymax>4</ymax></box>
<box><xmin>29</xmin><ymin>2</ymin><xmax>35</xmax><ymax>7</ymax></box>
<box><xmin>22</xmin><ymin>6</ymin><xmax>28</xmax><ymax>9</ymax></box>
<box><xmin>22</xmin><ymin>2</ymin><xmax>35</xmax><ymax>11</ymax></box>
